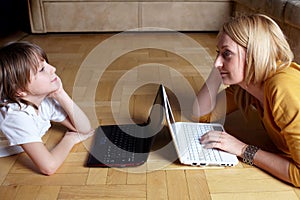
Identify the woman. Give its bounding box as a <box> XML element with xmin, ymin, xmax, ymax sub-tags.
<box><xmin>193</xmin><ymin>14</ymin><xmax>300</xmax><ymax>187</ymax></box>
<box><xmin>0</xmin><ymin>41</ymin><xmax>94</xmax><ymax>175</ymax></box>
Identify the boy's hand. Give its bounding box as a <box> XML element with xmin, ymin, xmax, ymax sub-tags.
<box><xmin>48</xmin><ymin>76</ymin><xmax>65</xmax><ymax>99</ymax></box>
<box><xmin>65</xmin><ymin>130</ymin><xmax>95</xmax><ymax>145</ymax></box>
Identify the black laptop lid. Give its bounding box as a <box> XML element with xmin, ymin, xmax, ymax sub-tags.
<box><xmin>86</xmin><ymin>84</ymin><xmax>165</xmax><ymax>167</ymax></box>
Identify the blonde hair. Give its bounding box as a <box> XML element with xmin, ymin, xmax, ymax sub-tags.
<box><xmin>221</xmin><ymin>14</ymin><xmax>294</xmax><ymax>114</ymax></box>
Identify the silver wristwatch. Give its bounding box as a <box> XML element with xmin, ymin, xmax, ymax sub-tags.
<box><xmin>243</xmin><ymin>145</ymin><xmax>259</xmax><ymax>165</ymax></box>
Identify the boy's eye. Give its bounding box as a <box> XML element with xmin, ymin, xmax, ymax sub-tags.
<box><xmin>39</xmin><ymin>67</ymin><xmax>45</xmax><ymax>72</ymax></box>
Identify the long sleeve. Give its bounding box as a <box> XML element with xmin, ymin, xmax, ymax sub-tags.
<box><xmin>263</xmin><ymin>62</ymin><xmax>300</xmax><ymax>187</ymax></box>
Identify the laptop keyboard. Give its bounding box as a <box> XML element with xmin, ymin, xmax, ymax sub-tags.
<box><xmin>87</xmin><ymin>124</ymin><xmax>154</xmax><ymax>167</ymax></box>
<box><xmin>181</xmin><ymin>124</ymin><xmax>223</xmax><ymax>163</ymax></box>
<box><xmin>104</xmin><ymin>125</ymin><xmax>138</xmax><ymax>164</ymax></box>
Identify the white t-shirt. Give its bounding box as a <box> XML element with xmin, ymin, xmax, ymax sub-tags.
<box><xmin>0</xmin><ymin>98</ymin><xmax>67</xmax><ymax>157</ymax></box>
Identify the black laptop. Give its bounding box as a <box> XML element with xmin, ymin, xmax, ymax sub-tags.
<box><xmin>86</xmin><ymin>85</ymin><xmax>165</xmax><ymax>168</ymax></box>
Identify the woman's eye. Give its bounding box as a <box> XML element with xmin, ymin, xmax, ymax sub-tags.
<box><xmin>223</xmin><ymin>50</ymin><xmax>232</xmax><ymax>57</ymax></box>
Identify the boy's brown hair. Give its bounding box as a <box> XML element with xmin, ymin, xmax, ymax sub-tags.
<box><xmin>0</xmin><ymin>41</ymin><xmax>48</xmax><ymax>109</ymax></box>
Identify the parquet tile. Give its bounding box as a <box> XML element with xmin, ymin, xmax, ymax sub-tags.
<box><xmin>166</xmin><ymin>170</ymin><xmax>189</xmax><ymax>200</ymax></box>
<box><xmin>147</xmin><ymin>171</ymin><xmax>168</xmax><ymax>200</ymax></box>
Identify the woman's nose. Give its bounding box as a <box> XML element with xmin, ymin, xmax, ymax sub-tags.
<box><xmin>214</xmin><ymin>55</ymin><xmax>223</xmax><ymax>69</ymax></box>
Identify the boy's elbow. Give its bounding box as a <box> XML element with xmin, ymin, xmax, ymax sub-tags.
<box><xmin>40</xmin><ymin>168</ymin><xmax>56</xmax><ymax>176</ymax></box>
<box><xmin>41</xmin><ymin>168</ymin><xmax>56</xmax><ymax>176</ymax></box>
<box><xmin>73</xmin><ymin>125</ymin><xmax>93</xmax><ymax>135</ymax></box>
<box><xmin>80</xmin><ymin>127</ymin><xmax>94</xmax><ymax>135</ymax></box>
<box><xmin>39</xmin><ymin>163</ymin><xmax>58</xmax><ymax>176</ymax></box>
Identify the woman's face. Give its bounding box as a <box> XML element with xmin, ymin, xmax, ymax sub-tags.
<box><xmin>214</xmin><ymin>33</ymin><xmax>246</xmax><ymax>85</ymax></box>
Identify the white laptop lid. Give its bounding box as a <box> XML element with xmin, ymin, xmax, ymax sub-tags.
<box><xmin>161</xmin><ymin>86</ymin><xmax>189</xmax><ymax>158</ymax></box>
<box><xmin>161</xmin><ymin>85</ymin><xmax>239</xmax><ymax>167</ymax></box>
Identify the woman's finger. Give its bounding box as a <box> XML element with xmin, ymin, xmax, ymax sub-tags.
<box><xmin>200</xmin><ymin>130</ymin><xmax>222</xmax><ymax>144</ymax></box>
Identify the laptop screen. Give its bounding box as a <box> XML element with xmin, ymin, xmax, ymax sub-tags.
<box><xmin>141</xmin><ymin>85</ymin><xmax>166</xmax><ymax>138</ymax></box>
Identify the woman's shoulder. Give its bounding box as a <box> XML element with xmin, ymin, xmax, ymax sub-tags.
<box><xmin>283</xmin><ymin>62</ymin><xmax>300</xmax><ymax>75</ymax></box>
<box><xmin>264</xmin><ymin>62</ymin><xmax>300</xmax><ymax>105</ymax></box>
<box><xmin>266</xmin><ymin>62</ymin><xmax>300</xmax><ymax>87</ymax></box>
<box><xmin>277</xmin><ymin>62</ymin><xmax>300</xmax><ymax>76</ymax></box>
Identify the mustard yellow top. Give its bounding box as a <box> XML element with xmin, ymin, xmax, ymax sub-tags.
<box><xmin>199</xmin><ymin>62</ymin><xmax>300</xmax><ymax>187</ymax></box>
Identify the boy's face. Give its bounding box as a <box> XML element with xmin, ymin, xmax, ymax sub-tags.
<box><xmin>26</xmin><ymin>60</ymin><xmax>61</xmax><ymax>98</ymax></box>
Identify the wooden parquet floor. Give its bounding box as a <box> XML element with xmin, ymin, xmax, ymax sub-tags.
<box><xmin>0</xmin><ymin>32</ymin><xmax>299</xmax><ymax>200</ymax></box>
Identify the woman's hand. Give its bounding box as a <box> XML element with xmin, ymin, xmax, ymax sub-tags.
<box><xmin>200</xmin><ymin>130</ymin><xmax>247</xmax><ymax>157</ymax></box>
<box><xmin>200</xmin><ymin>130</ymin><xmax>293</xmax><ymax>185</ymax></box>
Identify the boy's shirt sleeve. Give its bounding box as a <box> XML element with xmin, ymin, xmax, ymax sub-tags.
<box><xmin>41</xmin><ymin>97</ymin><xmax>67</xmax><ymax>122</ymax></box>
<box><xmin>1</xmin><ymin>98</ymin><xmax>66</xmax><ymax>147</ymax></box>
<box><xmin>1</xmin><ymin>111</ymin><xmax>43</xmax><ymax>146</ymax></box>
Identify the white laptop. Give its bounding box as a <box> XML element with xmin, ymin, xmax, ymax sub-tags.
<box><xmin>161</xmin><ymin>85</ymin><xmax>239</xmax><ymax>167</ymax></box>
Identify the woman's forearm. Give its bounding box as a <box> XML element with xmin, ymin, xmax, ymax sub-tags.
<box><xmin>201</xmin><ymin>130</ymin><xmax>293</xmax><ymax>185</ymax></box>
<box><xmin>251</xmin><ymin>149</ymin><xmax>291</xmax><ymax>184</ymax></box>
<box><xmin>193</xmin><ymin>68</ymin><xmax>222</xmax><ymax>117</ymax></box>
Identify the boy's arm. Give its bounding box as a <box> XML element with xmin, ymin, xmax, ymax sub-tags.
<box><xmin>49</xmin><ymin>83</ymin><xmax>93</xmax><ymax>134</ymax></box>
<box><xmin>21</xmin><ymin>130</ymin><xmax>93</xmax><ymax>175</ymax></box>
